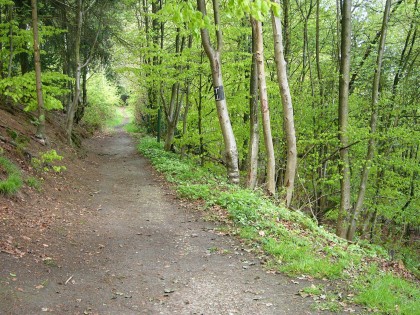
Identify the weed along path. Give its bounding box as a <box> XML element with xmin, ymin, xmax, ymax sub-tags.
<box><xmin>1</xmin><ymin>120</ymin><xmax>333</xmax><ymax>314</ymax></box>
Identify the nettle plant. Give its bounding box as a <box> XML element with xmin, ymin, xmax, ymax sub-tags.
<box><xmin>31</xmin><ymin>150</ymin><xmax>66</xmax><ymax>173</ymax></box>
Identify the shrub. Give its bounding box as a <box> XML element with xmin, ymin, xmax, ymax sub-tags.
<box><xmin>31</xmin><ymin>150</ymin><xmax>66</xmax><ymax>173</ymax></box>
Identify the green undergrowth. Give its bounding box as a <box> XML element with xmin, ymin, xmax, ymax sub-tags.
<box><xmin>354</xmin><ymin>267</ymin><xmax>420</xmax><ymax>315</ymax></box>
<box><xmin>137</xmin><ymin>136</ymin><xmax>419</xmax><ymax>314</ymax></box>
<box><xmin>0</xmin><ymin>156</ymin><xmax>23</xmax><ymax>194</ymax></box>
<box><xmin>124</xmin><ymin>121</ymin><xmax>145</xmax><ymax>134</ymax></box>
<box><xmin>105</xmin><ymin>108</ymin><xmax>125</xmax><ymax>129</ymax></box>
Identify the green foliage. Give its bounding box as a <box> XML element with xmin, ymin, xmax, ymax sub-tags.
<box><xmin>355</xmin><ymin>272</ymin><xmax>420</xmax><ymax>315</ymax></box>
<box><xmin>137</xmin><ymin>135</ymin><xmax>420</xmax><ymax>314</ymax></box>
<box><xmin>82</xmin><ymin>73</ymin><xmax>120</xmax><ymax>130</ymax></box>
<box><xmin>0</xmin><ymin>72</ymin><xmax>71</xmax><ymax>111</ymax></box>
<box><xmin>31</xmin><ymin>150</ymin><xmax>66</xmax><ymax>173</ymax></box>
<box><xmin>177</xmin><ymin>184</ymin><xmax>211</xmax><ymax>200</ymax></box>
<box><xmin>0</xmin><ymin>156</ymin><xmax>23</xmax><ymax>195</ymax></box>
<box><xmin>124</xmin><ymin>122</ymin><xmax>145</xmax><ymax>134</ymax></box>
<box><xmin>26</xmin><ymin>176</ymin><xmax>41</xmax><ymax>191</ymax></box>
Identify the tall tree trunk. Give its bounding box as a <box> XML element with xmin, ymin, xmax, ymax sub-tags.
<box><xmin>282</xmin><ymin>0</ymin><xmax>291</xmax><ymax>67</ymax></box>
<box><xmin>251</xmin><ymin>17</ymin><xmax>275</xmax><ymax>195</ymax></box>
<box><xmin>336</xmin><ymin>0</ymin><xmax>352</xmax><ymax>238</ymax></box>
<box><xmin>163</xmin><ymin>30</ymin><xmax>185</xmax><ymax>151</ymax></box>
<box><xmin>348</xmin><ymin>0</ymin><xmax>403</xmax><ymax>93</ymax></box>
<box><xmin>163</xmin><ymin>82</ymin><xmax>182</xmax><ymax>151</ymax></box>
<box><xmin>65</xmin><ymin>0</ymin><xmax>82</xmax><ymax>145</ymax></box>
<box><xmin>0</xmin><ymin>6</ymin><xmax>3</xmax><ymax>79</ymax></box>
<box><xmin>181</xmin><ymin>81</ymin><xmax>191</xmax><ymax>157</ymax></box>
<box><xmin>315</xmin><ymin>0</ymin><xmax>328</xmax><ymax>218</ymax></box>
<box><xmin>7</xmin><ymin>5</ymin><xmax>13</xmax><ymax>78</ymax></box>
<box><xmin>198</xmin><ymin>51</ymin><xmax>205</xmax><ymax>166</ymax></box>
<box><xmin>197</xmin><ymin>0</ymin><xmax>239</xmax><ymax>184</ymax></box>
<box><xmin>272</xmin><ymin>1</ymin><xmax>297</xmax><ymax>207</ymax></box>
<box><xmin>335</xmin><ymin>0</ymin><xmax>342</xmax><ymax>70</ymax></box>
<box><xmin>247</xmin><ymin>24</ymin><xmax>259</xmax><ymax>190</ymax></box>
<box><xmin>31</xmin><ymin>0</ymin><xmax>46</xmax><ymax>142</ymax></box>
<box><xmin>181</xmin><ymin>35</ymin><xmax>193</xmax><ymax>157</ymax></box>
<box><xmin>346</xmin><ymin>0</ymin><xmax>391</xmax><ymax>241</ymax></box>
<box><xmin>75</xmin><ymin>66</ymin><xmax>88</xmax><ymax>124</ymax></box>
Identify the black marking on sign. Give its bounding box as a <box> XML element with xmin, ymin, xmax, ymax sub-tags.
<box><xmin>214</xmin><ymin>85</ymin><xmax>225</xmax><ymax>101</ymax></box>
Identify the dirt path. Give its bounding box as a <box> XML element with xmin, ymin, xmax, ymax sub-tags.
<box><xmin>1</xmin><ymin>117</ymin><xmax>330</xmax><ymax>314</ymax></box>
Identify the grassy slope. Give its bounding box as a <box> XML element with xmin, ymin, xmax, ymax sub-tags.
<box><xmin>137</xmin><ymin>136</ymin><xmax>419</xmax><ymax>315</ymax></box>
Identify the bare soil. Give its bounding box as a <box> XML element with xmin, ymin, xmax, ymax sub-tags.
<box><xmin>1</xmin><ymin>109</ymin><xmax>338</xmax><ymax>314</ymax></box>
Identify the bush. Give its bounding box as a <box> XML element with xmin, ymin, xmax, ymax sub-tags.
<box><xmin>31</xmin><ymin>150</ymin><xmax>66</xmax><ymax>173</ymax></box>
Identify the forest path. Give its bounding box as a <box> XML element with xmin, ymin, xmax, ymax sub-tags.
<box><xmin>1</xmin><ymin>109</ymin><xmax>327</xmax><ymax>314</ymax></box>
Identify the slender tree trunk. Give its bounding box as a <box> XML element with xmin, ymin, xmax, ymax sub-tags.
<box><xmin>75</xmin><ymin>66</ymin><xmax>88</xmax><ymax>124</ymax></box>
<box><xmin>247</xmin><ymin>24</ymin><xmax>259</xmax><ymax>190</ymax></box>
<box><xmin>336</xmin><ymin>0</ymin><xmax>352</xmax><ymax>238</ymax></box>
<box><xmin>163</xmin><ymin>30</ymin><xmax>185</xmax><ymax>151</ymax></box>
<box><xmin>31</xmin><ymin>0</ymin><xmax>46</xmax><ymax>142</ymax></box>
<box><xmin>15</xmin><ymin>0</ymin><xmax>30</xmax><ymax>74</ymax></box>
<box><xmin>346</xmin><ymin>0</ymin><xmax>391</xmax><ymax>241</ymax></box>
<box><xmin>198</xmin><ymin>51</ymin><xmax>205</xmax><ymax>166</ymax></box>
<box><xmin>315</xmin><ymin>0</ymin><xmax>328</xmax><ymax>218</ymax></box>
<box><xmin>181</xmin><ymin>81</ymin><xmax>190</xmax><ymax>157</ymax></box>
<box><xmin>197</xmin><ymin>0</ymin><xmax>239</xmax><ymax>184</ymax></box>
<box><xmin>181</xmin><ymin>36</ymin><xmax>193</xmax><ymax>157</ymax></box>
<box><xmin>283</xmin><ymin>0</ymin><xmax>291</xmax><ymax>67</ymax></box>
<box><xmin>0</xmin><ymin>6</ymin><xmax>3</xmax><ymax>79</ymax></box>
<box><xmin>66</xmin><ymin>0</ymin><xmax>82</xmax><ymax>145</ymax></box>
<box><xmin>348</xmin><ymin>0</ymin><xmax>403</xmax><ymax>93</ymax></box>
<box><xmin>335</xmin><ymin>0</ymin><xmax>342</xmax><ymax>70</ymax></box>
<box><xmin>251</xmin><ymin>17</ymin><xmax>275</xmax><ymax>195</ymax></box>
<box><xmin>7</xmin><ymin>5</ymin><xmax>13</xmax><ymax>78</ymax></box>
<box><xmin>272</xmin><ymin>1</ymin><xmax>297</xmax><ymax>207</ymax></box>
<box><xmin>163</xmin><ymin>82</ymin><xmax>181</xmax><ymax>151</ymax></box>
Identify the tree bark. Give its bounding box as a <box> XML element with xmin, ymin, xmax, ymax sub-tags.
<box><xmin>247</xmin><ymin>24</ymin><xmax>259</xmax><ymax>190</ymax></box>
<box><xmin>7</xmin><ymin>5</ymin><xmax>14</xmax><ymax>78</ymax></box>
<box><xmin>31</xmin><ymin>0</ymin><xmax>46</xmax><ymax>142</ymax></box>
<box><xmin>251</xmin><ymin>17</ymin><xmax>275</xmax><ymax>195</ymax></box>
<box><xmin>346</xmin><ymin>0</ymin><xmax>391</xmax><ymax>241</ymax></box>
<box><xmin>271</xmin><ymin>1</ymin><xmax>297</xmax><ymax>207</ymax></box>
<box><xmin>163</xmin><ymin>29</ymin><xmax>185</xmax><ymax>151</ymax></box>
<box><xmin>336</xmin><ymin>0</ymin><xmax>352</xmax><ymax>238</ymax></box>
<box><xmin>197</xmin><ymin>0</ymin><xmax>239</xmax><ymax>184</ymax></box>
<box><xmin>65</xmin><ymin>0</ymin><xmax>82</xmax><ymax>145</ymax></box>
<box><xmin>282</xmin><ymin>0</ymin><xmax>291</xmax><ymax>67</ymax></box>
<box><xmin>163</xmin><ymin>82</ymin><xmax>181</xmax><ymax>151</ymax></box>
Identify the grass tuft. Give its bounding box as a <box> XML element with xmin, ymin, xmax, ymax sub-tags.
<box><xmin>0</xmin><ymin>157</ymin><xmax>23</xmax><ymax>195</ymax></box>
<box><xmin>355</xmin><ymin>272</ymin><xmax>420</xmax><ymax>314</ymax></box>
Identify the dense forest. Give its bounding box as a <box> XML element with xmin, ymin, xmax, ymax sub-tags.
<box><xmin>0</xmin><ymin>0</ymin><xmax>418</xmax><ymax>251</ymax></box>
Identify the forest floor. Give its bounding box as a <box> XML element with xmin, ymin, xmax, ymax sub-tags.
<box><xmin>1</xmin><ymin>108</ymin><xmax>342</xmax><ymax>314</ymax></box>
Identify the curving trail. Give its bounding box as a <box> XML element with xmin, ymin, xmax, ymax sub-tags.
<box><xmin>1</xmin><ymin>109</ymin><xmax>330</xmax><ymax>314</ymax></box>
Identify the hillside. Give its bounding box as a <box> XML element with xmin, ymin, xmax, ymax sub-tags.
<box><xmin>1</xmin><ymin>106</ymin><xmax>419</xmax><ymax>314</ymax></box>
